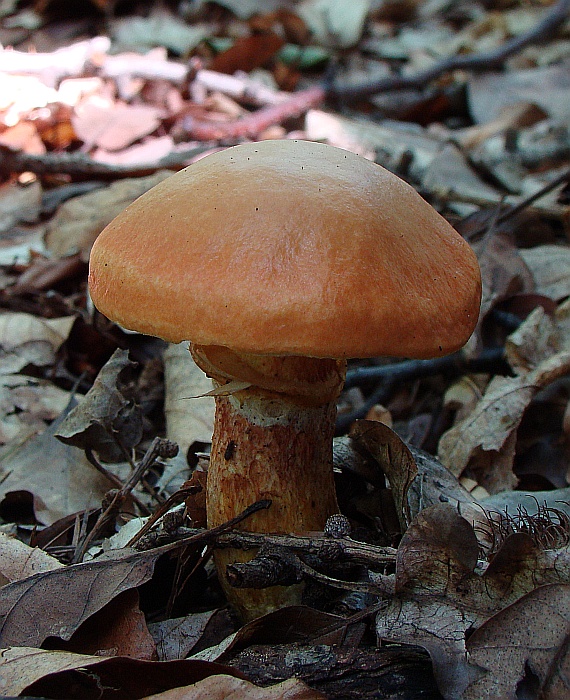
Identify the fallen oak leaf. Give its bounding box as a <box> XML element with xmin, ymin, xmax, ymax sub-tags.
<box><xmin>375</xmin><ymin>503</ymin><xmax>570</xmax><ymax>699</ymax></box>
<box><xmin>464</xmin><ymin>583</ymin><xmax>570</xmax><ymax>700</ymax></box>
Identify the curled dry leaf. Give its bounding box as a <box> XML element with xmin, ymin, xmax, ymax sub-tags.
<box><xmin>56</xmin><ymin>348</ymin><xmax>143</xmax><ymax>462</ymax></box>
<box><xmin>142</xmin><ymin>675</ymin><xmax>326</xmax><ymax>700</ymax></box>
<box><xmin>349</xmin><ymin>420</ymin><xmax>417</xmax><ymax>530</ymax></box>
<box><xmin>0</xmin><ymin>646</ymin><xmax>245</xmax><ymax>699</ymax></box>
<box><xmin>52</xmin><ymin>588</ymin><xmax>157</xmax><ymax>661</ymax></box>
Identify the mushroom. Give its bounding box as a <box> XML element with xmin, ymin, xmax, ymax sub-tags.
<box><xmin>88</xmin><ymin>139</ymin><xmax>481</xmax><ymax>620</ymax></box>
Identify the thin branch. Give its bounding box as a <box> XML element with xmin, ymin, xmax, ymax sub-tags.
<box><xmin>181</xmin><ymin>85</ymin><xmax>325</xmax><ymax>141</ymax></box>
<box><xmin>0</xmin><ymin>144</ymin><xmax>211</xmax><ymax>179</ymax></box>
<box><xmin>331</xmin><ymin>0</ymin><xmax>570</xmax><ymax>100</ymax></box>
<box><xmin>337</xmin><ymin>347</ymin><xmax>509</xmax><ymax>434</ymax></box>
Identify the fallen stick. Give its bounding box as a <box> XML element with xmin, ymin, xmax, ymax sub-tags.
<box><xmin>331</xmin><ymin>0</ymin><xmax>570</xmax><ymax>100</ymax></box>
<box><xmin>181</xmin><ymin>85</ymin><xmax>325</xmax><ymax>140</ymax></box>
<box><xmin>0</xmin><ymin>143</ymin><xmax>210</xmax><ymax>179</ymax></box>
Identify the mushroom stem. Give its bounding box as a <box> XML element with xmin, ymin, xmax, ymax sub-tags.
<box><xmin>191</xmin><ymin>344</ymin><xmax>345</xmax><ymax>620</ymax></box>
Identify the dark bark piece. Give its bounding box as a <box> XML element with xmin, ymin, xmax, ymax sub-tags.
<box><xmin>229</xmin><ymin>644</ymin><xmax>442</xmax><ymax>700</ymax></box>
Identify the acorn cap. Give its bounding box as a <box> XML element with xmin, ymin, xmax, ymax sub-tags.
<box><xmin>88</xmin><ymin>139</ymin><xmax>481</xmax><ymax>359</ymax></box>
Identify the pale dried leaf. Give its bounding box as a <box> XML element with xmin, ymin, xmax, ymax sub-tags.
<box><xmin>298</xmin><ymin>0</ymin><xmax>371</xmax><ymax>49</ymax></box>
<box><xmin>142</xmin><ymin>675</ymin><xmax>326</xmax><ymax>700</ymax></box>
<box><xmin>0</xmin><ymin>312</ymin><xmax>75</xmax><ymax>374</ymax></box>
<box><xmin>0</xmin><ymin>374</ymin><xmax>71</xmax><ymax>444</ymax></box>
<box><xmin>149</xmin><ymin>611</ymin><xmax>218</xmax><ymax>662</ymax></box>
<box><xmin>505</xmin><ymin>305</ymin><xmax>560</xmax><ymax>375</ymax></box>
<box><xmin>0</xmin><ymin>646</ymin><xmax>104</xmax><ymax>696</ymax></box>
<box><xmin>519</xmin><ymin>245</ymin><xmax>570</xmax><ymax>301</ymax></box>
<box><xmin>113</xmin><ymin>13</ymin><xmax>209</xmax><ymax>54</ymax></box>
<box><xmin>0</xmin><ymin>409</ymin><xmax>110</xmax><ymax>525</ymax></box>
<box><xmin>468</xmin><ymin>62</ymin><xmax>570</xmax><ymax>124</ymax></box>
<box><xmin>438</xmin><ymin>374</ymin><xmax>534</xmax><ymax>478</ymax></box>
<box><xmin>44</xmin><ymin>170</ymin><xmax>172</xmax><ymax>259</ymax></box>
<box><xmin>0</xmin><ymin>531</ymin><xmax>63</xmax><ymax>586</ymax></box>
<box><xmin>164</xmin><ymin>343</ymin><xmax>215</xmax><ymax>454</ymax></box>
<box><xmin>0</xmin><ymin>179</ymin><xmax>42</xmax><ymax>233</ymax></box>
<box><xmin>421</xmin><ymin>143</ymin><xmax>501</xmax><ymax>206</ymax></box>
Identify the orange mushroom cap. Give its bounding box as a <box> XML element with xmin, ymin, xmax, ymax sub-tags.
<box><xmin>88</xmin><ymin>139</ymin><xmax>481</xmax><ymax>359</ymax></box>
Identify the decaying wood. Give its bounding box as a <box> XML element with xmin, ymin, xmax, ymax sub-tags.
<box><xmin>229</xmin><ymin>645</ymin><xmax>441</xmax><ymax>700</ymax></box>
<box><xmin>331</xmin><ymin>0</ymin><xmax>570</xmax><ymax>100</ymax></box>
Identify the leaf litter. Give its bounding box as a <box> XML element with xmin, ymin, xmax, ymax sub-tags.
<box><xmin>0</xmin><ymin>1</ymin><xmax>569</xmax><ymax>698</ymax></box>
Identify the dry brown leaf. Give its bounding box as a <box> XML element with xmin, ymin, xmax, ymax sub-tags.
<box><xmin>464</xmin><ymin>584</ymin><xmax>570</xmax><ymax>700</ymax></box>
<box><xmin>142</xmin><ymin>675</ymin><xmax>325</xmax><ymax>700</ymax></box>
<box><xmin>44</xmin><ymin>170</ymin><xmax>172</xmax><ymax>259</ymax></box>
<box><xmin>0</xmin><ymin>531</ymin><xmax>63</xmax><ymax>586</ymax></box>
<box><xmin>0</xmin><ymin>548</ymin><xmax>159</xmax><ymax>648</ymax></box>
<box><xmin>52</xmin><ymin>588</ymin><xmax>157</xmax><ymax>661</ymax></box>
<box><xmin>438</xmin><ymin>300</ymin><xmax>570</xmax><ymax>486</ymax></box>
<box><xmin>0</xmin><ymin>646</ymin><xmax>105</xmax><ymax>696</ymax></box>
<box><xmin>0</xmin><ymin>409</ymin><xmax>110</xmax><ymax>525</ymax></box>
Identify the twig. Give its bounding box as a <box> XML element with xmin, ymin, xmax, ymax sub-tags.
<box><xmin>0</xmin><ymin>144</ymin><xmax>210</xmax><ymax>179</ymax></box>
<box><xmin>152</xmin><ymin>527</ymin><xmax>397</xmax><ymax>569</ymax></box>
<box><xmin>181</xmin><ymin>85</ymin><xmax>325</xmax><ymax>141</ymax></box>
<box><xmin>336</xmin><ymin>347</ymin><xmax>508</xmax><ymax>434</ymax></box>
<box><xmin>468</xmin><ymin>165</ymin><xmax>570</xmax><ymax>238</ymax></box>
<box><xmin>73</xmin><ymin>438</ymin><xmax>177</xmax><ymax>562</ymax></box>
<box><xmin>331</xmin><ymin>0</ymin><xmax>570</xmax><ymax>100</ymax></box>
